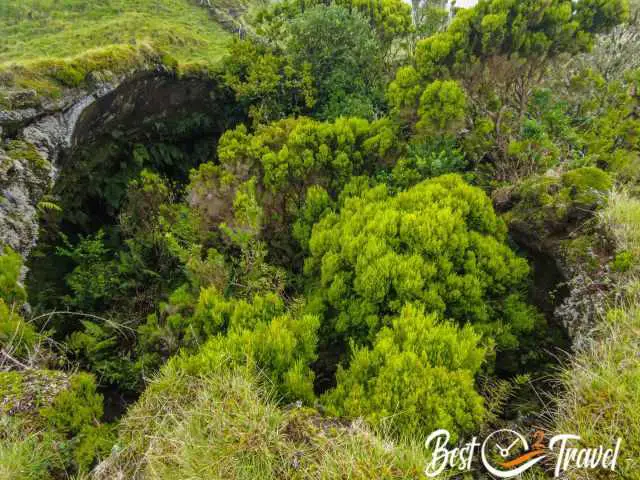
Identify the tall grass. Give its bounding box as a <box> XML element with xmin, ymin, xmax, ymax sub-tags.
<box><xmin>599</xmin><ymin>189</ymin><xmax>640</xmax><ymax>267</ymax></box>
<box><xmin>552</xmin><ymin>190</ymin><xmax>640</xmax><ymax>479</ymax></box>
<box><xmin>95</xmin><ymin>359</ymin><xmax>427</xmax><ymax>479</ymax></box>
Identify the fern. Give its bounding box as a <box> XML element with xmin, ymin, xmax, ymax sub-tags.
<box><xmin>37</xmin><ymin>199</ymin><xmax>62</xmax><ymax>213</ymax></box>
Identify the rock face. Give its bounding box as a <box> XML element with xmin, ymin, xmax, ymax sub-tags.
<box><xmin>0</xmin><ymin>69</ymin><xmax>228</xmax><ymax>258</ymax></box>
<box><xmin>494</xmin><ymin>167</ymin><xmax>614</xmax><ymax>345</ymax></box>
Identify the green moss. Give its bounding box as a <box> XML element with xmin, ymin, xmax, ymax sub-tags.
<box><xmin>561</xmin><ymin>234</ymin><xmax>605</xmax><ymax>273</ymax></box>
<box><xmin>561</xmin><ymin>166</ymin><xmax>613</xmax><ymax>206</ymax></box>
<box><xmin>5</xmin><ymin>140</ymin><xmax>50</xmax><ymax>172</ymax></box>
<box><xmin>505</xmin><ymin>167</ymin><xmax>612</xmax><ymax>239</ymax></box>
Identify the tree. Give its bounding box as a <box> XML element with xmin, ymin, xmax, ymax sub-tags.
<box><xmin>412</xmin><ymin>0</ymin><xmax>450</xmax><ymax>38</ymax></box>
<box><xmin>287</xmin><ymin>6</ymin><xmax>385</xmax><ymax>120</ymax></box>
<box><xmin>305</xmin><ymin>174</ymin><xmax>537</xmax><ymax>350</ymax></box>
<box><xmin>193</xmin><ymin>116</ymin><xmax>399</xmax><ymax>264</ymax></box>
<box><xmin>388</xmin><ymin>0</ymin><xmax>630</xmax><ymax>179</ymax></box>
<box><xmin>220</xmin><ymin>39</ymin><xmax>316</xmax><ymax>125</ymax></box>
<box><xmin>323</xmin><ymin>304</ymin><xmax>486</xmax><ymax>440</ymax></box>
<box><xmin>257</xmin><ymin>0</ymin><xmax>412</xmax><ymax>58</ymax></box>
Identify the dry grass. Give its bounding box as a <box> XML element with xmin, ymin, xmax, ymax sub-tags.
<box><xmin>94</xmin><ymin>356</ymin><xmax>427</xmax><ymax>479</ymax></box>
<box><xmin>551</xmin><ymin>190</ymin><xmax>640</xmax><ymax>479</ymax></box>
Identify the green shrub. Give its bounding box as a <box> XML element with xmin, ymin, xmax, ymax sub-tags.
<box><xmin>323</xmin><ymin>304</ymin><xmax>486</xmax><ymax>440</ymax></box>
<box><xmin>305</xmin><ymin>174</ymin><xmax>535</xmax><ymax>350</ymax></box>
<box><xmin>505</xmin><ymin>167</ymin><xmax>613</xmax><ymax>239</ymax></box>
<box><xmin>286</xmin><ymin>6</ymin><xmax>384</xmax><ymax>120</ymax></box>
<box><xmin>40</xmin><ymin>372</ymin><xmax>103</xmax><ymax>435</ymax></box>
<box><xmin>0</xmin><ymin>246</ymin><xmax>26</xmax><ymax>306</ymax></box>
<box><xmin>72</xmin><ymin>424</ymin><xmax>117</xmax><ymax>472</ymax></box>
<box><xmin>138</xmin><ymin>286</ymin><xmax>287</xmax><ymax>363</ymax></box>
<box><xmin>174</xmin><ymin>306</ymin><xmax>320</xmax><ymax>404</ymax></box>
<box><xmin>391</xmin><ymin>138</ymin><xmax>468</xmax><ymax>189</ymax></box>
<box><xmin>416</xmin><ymin>80</ymin><xmax>467</xmax><ymax>135</ymax></box>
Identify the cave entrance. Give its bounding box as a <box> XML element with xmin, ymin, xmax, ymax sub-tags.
<box><xmin>24</xmin><ymin>74</ymin><xmax>239</xmax><ymax>412</ymax></box>
<box><xmin>27</xmin><ymin>72</ymin><xmax>237</xmax><ymax>307</ymax></box>
<box><xmin>495</xmin><ymin>234</ymin><xmax>573</xmax><ymax>422</ymax></box>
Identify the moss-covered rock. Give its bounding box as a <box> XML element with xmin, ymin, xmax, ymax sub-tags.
<box><xmin>497</xmin><ymin>167</ymin><xmax>614</xmax><ymax>341</ymax></box>
<box><xmin>501</xmin><ymin>167</ymin><xmax>612</xmax><ymax>247</ymax></box>
<box><xmin>0</xmin><ymin>370</ymin><xmax>70</xmax><ymax>418</ymax></box>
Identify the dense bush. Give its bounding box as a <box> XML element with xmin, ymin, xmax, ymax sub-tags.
<box><xmin>0</xmin><ymin>248</ymin><xmax>38</xmax><ymax>362</ymax></box>
<box><xmin>324</xmin><ymin>304</ymin><xmax>486</xmax><ymax>440</ymax></box>
<box><xmin>287</xmin><ymin>6</ymin><xmax>385</xmax><ymax>120</ymax></box>
<box><xmin>168</xmin><ymin>301</ymin><xmax>320</xmax><ymax>404</ymax></box>
<box><xmin>305</xmin><ymin>174</ymin><xmax>536</xmax><ymax>350</ymax></box>
<box><xmin>388</xmin><ymin>0</ymin><xmax>630</xmax><ymax>180</ymax></box>
<box><xmin>193</xmin><ymin>115</ymin><xmax>400</xmax><ymax>265</ymax></box>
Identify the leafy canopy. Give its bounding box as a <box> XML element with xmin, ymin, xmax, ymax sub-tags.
<box><xmin>305</xmin><ymin>174</ymin><xmax>536</xmax><ymax>349</ymax></box>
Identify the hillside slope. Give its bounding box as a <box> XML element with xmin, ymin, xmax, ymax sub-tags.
<box><xmin>0</xmin><ymin>0</ymin><xmax>234</xmax><ymax>65</ymax></box>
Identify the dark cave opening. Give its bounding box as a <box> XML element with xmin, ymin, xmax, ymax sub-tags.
<box><xmin>27</xmin><ymin>72</ymin><xmax>238</xmax><ymax>308</ymax></box>
<box><xmin>22</xmin><ymin>73</ymin><xmax>241</xmax><ymax>417</ymax></box>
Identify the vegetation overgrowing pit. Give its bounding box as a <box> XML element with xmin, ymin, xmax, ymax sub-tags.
<box><xmin>23</xmin><ymin>72</ymin><xmax>240</xmax><ymax>412</ymax></box>
<box><xmin>3</xmin><ymin>0</ymin><xmax>639</xmax><ymax>477</ymax></box>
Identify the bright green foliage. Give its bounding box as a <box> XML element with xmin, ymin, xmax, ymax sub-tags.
<box><xmin>173</xmin><ymin>305</ymin><xmax>320</xmax><ymax>403</ymax></box>
<box><xmin>221</xmin><ymin>39</ymin><xmax>316</xmax><ymax>125</ymax></box>
<box><xmin>216</xmin><ymin>116</ymin><xmax>398</xmax><ymax>197</ymax></box>
<box><xmin>391</xmin><ymin>138</ymin><xmax>468</xmax><ymax>190</ymax></box>
<box><xmin>40</xmin><ymin>372</ymin><xmax>115</xmax><ymax>471</ymax></box>
<box><xmin>389</xmin><ymin>0</ymin><xmax>629</xmax><ymax>179</ymax></box>
<box><xmin>72</xmin><ymin>423</ymin><xmax>117</xmax><ymax>472</ymax></box>
<box><xmin>40</xmin><ymin>372</ymin><xmax>103</xmax><ymax>435</ymax></box>
<box><xmin>305</xmin><ymin>174</ymin><xmax>534</xmax><ymax>348</ymax></box>
<box><xmin>292</xmin><ymin>185</ymin><xmax>334</xmax><ymax>252</ymax></box>
<box><xmin>414</xmin><ymin>0</ymin><xmax>629</xmax><ymax>79</ymax></box>
<box><xmin>210</xmin><ymin>115</ymin><xmax>399</xmax><ymax>263</ymax></box>
<box><xmin>324</xmin><ymin>304</ymin><xmax>486</xmax><ymax>440</ymax></box>
<box><xmin>287</xmin><ymin>6</ymin><xmax>385</xmax><ymax>120</ymax></box>
<box><xmin>416</xmin><ymin>79</ymin><xmax>467</xmax><ymax>134</ymax></box>
<box><xmin>386</xmin><ymin>65</ymin><xmax>422</xmax><ymax>123</ymax></box>
<box><xmin>139</xmin><ymin>286</ymin><xmax>287</xmax><ymax>364</ymax></box>
<box><xmin>562</xmin><ymin>69</ymin><xmax>640</xmax><ymax>178</ymax></box>
<box><xmin>0</xmin><ymin>247</ymin><xmax>26</xmax><ymax>306</ymax></box>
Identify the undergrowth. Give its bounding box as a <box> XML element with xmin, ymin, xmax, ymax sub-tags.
<box><xmin>553</xmin><ymin>191</ymin><xmax>640</xmax><ymax>479</ymax></box>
